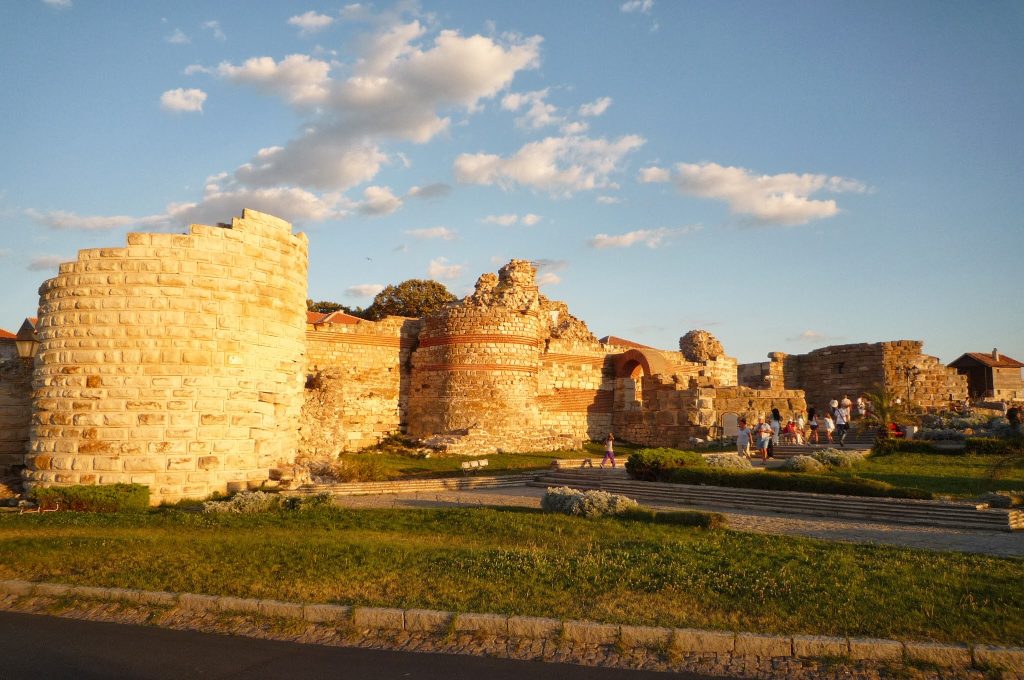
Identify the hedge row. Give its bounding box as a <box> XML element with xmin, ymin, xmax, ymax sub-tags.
<box><xmin>30</xmin><ymin>483</ymin><xmax>150</xmax><ymax>512</ymax></box>
<box><xmin>662</xmin><ymin>467</ymin><xmax>933</xmax><ymax>500</ymax></box>
<box><xmin>625</xmin><ymin>449</ymin><xmax>704</xmax><ymax>481</ymax></box>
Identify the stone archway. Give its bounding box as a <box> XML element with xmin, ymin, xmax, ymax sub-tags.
<box><xmin>611</xmin><ymin>349</ymin><xmax>672</xmax><ymax>410</ymax></box>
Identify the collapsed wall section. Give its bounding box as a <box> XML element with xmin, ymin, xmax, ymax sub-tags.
<box><xmin>25</xmin><ymin>209</ymin><xmax>308</xmax><ymax>503</ymax></box>
<box><xmin>300</xmin><ymin>317</ymin><xmax>420</xmax><ymax>456</ymax></box>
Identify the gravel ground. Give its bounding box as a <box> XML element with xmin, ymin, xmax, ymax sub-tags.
<box><xmin>332</xmin><ymin>486</ymin><xmax>1024</xmax><ymax>558</ymax></box>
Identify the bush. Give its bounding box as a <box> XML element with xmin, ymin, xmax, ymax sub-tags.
<box><xmin>664</xmin><ymin>468</ymin><xmax>932</xmax><ymax>500</ymax></box>
<box><xmin>625</xmin><ymin>448</ymin><xmax>705</xmax><ymax>481</ymax></box>
<box><xmin>203</xmin><ymin>491</ymin><xmax>283</xmax><ymax>514</ymax></box>
<box><xmin>812</xmin><ymin>448</ymin><xmax>865</xmax><ymax>469</ymax></box>
<box><xmin>30</xmin><ymin>483</ymin><xmax>149</xmax><ymax>513</ymax></box>
<box><xmin>916</xmin><ymin>428</ymin><xmax>966</xmax><ymax>441</ymax></box>
<box><xmin>873</xmin><ymin>439</ymin><xmax>940</xmax><ymax>456</ymax></box>
<box><xmin>541</xmin><ymin>486</ymin><xmax>638</xmax><ymax>517</ymax></box>
<box><xmin>704</xmin><ymin>453</ymin><xmax>753</xmax><ymax>470</ymax></box>
<box><xmin>617</xmin><ymin>506</ymin><xmax>725</xmax><ymax>529</ymax></box>
<box><xmin>781</xmin><ymin>455</ymin><xmax>826</xmax><ymax>473</ymax></box>
<box><xmin>963</xmin><ymin>437</ymin><xmax>1024</xmax><ymax>456</ymax></box>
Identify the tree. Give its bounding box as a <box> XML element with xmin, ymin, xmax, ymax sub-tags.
<box><xmin>307</xmin><ymin>299</ymin><xmax>348</xmax><ymax>314</ymax></box>
<box><xmin>364</xmin><ymin>279</ymin><xmax>455</xmax><ymax>320</ymax></box>
<box><xmin>865</xmin><ymin>387</ymin><xmax>905</xmax><ymax>440</ymax></box>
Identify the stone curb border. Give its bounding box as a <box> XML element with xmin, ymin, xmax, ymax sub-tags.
<box><xmin>2</xmin><ymin>580</ymin><xmax>1021</xmax><ymax>673</ymax></box>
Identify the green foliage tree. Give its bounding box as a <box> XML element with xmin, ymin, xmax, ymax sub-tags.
<box><xmin>866</xmin><ymin>387</ymin><xmax>904</xmax><ymax>439</ymax></box>
<box><xmin>306</xmin><ymin>299</ymin><xmax>347</xmax><ymax>314</ymax></box>
<box><xmin>364</xmin><ymin>279</ymin><xmax>455</xmax><ymax>320</ymax></box>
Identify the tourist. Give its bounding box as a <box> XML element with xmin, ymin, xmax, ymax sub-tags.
<box><xmin>600</xmin><ymin>433</ymin><xmax>616</xmax><ymax>468</ymax></box>
<box><xmin>795</xmin><ymin>411</ymin><xmax>806</xmax><ymax>444</ymax></box>
<box><xmin>754</xmin><ymin>416</ymin><xmax>773</xmax><ymax>462</ymax></box>
<box><xmin>834</xmin><ymin>400</ymin><xmax>850</xmax><ymax>447</ymax></box>
<box><xmin>783</xmin><ymin>418</ymin><xmax>798</xmax><ymax>444</ymax></box>
<box><xmin>823</xmin><ymin>412</ymin><xmax>835</xmax><ymax>443</ymax></box>
<box><xmin>808</xmin><ymin>411</ymin><xmax>820</xmax><ymax>443</ymax></box>
<box><xmin>841</xmin><ymin>394</ymin><xmax>853</xmax><ymax>415</ymax></box>
<box><xmin>769</xmin><ymin>408</ymin><xmax>781</xmax><ymax>458</ymax></box>
<box><xmin>736</xmin><ymin>419</ymin><xmax>752</xmax><ymax>459</ymax></box>
<box><xmin>856</xmin><ymin>395</ymin><xmax>867</xmax><ymax>421</ymax></box>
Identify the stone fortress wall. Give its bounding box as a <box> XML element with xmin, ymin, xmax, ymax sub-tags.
<box><xmin>0</xmin><ymin>209</ymin><xmax>989</xmax><ymax>502</ymax></box>
<box><xmin>23</xmin><ymin>210</ymin><xmax>308</xmax><ymax>503</ymax></box>
<box><xmin>739</xmin><ymin>341</ymin><xmax>968</xmax><ymax>413</ymax></box>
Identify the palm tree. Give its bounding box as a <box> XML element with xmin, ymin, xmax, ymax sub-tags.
<box><xmin>865</xmin><ymin>387</ymin><xmax>902</xmax><ymax>440</ymax></box>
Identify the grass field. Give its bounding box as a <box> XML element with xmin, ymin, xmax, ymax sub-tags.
<box><xmin>853</xmin><ymin>452</ymin><xmax>1024</xmax><ymax>498</ymax></box>
<box><xmin>1</xmin><ymin>506</ymin><xmax>1021</xmax><ymax>646</ymax></box>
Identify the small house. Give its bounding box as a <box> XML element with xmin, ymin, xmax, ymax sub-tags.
<box><xmin>948</xmin><ymin>349</ymin><xmax>1024</xmax><ymax>401</ymax></box>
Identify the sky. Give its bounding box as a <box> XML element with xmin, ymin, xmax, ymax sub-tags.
<box><xmin>1</xmin><ymin>0</ymin><xmax>1022</xmax><ymax>365</ymax></box>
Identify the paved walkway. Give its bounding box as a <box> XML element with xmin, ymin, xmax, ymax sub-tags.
<box><xmin>332</xmin><ymin>486</ymin><xmax>1024</xmax><ymax>558</ymax></box>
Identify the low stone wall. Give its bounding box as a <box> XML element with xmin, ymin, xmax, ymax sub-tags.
<box><xmin>0</xmin><ymin>360</ymin><xmax>32</xmax><ymax>472</ymax></box>
<box><xmin>2</xmin><ymin>579</ymin><xmax>1018</xmax><ymax>679</ymax></box>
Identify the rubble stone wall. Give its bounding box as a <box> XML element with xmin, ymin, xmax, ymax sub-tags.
<box><xmin>24</xmin><ymin>209</ymin><xmax>308</xmax><ymax>503</ymax></box>
<box><xmin>0</xmin><ymin>360</ymin><xmax>32</xmax><ymax>472</ymax></box>
<box><xmin>300</xmin><ymin>318</ymin><xmax>420</xmax><ymax>456</ymax></box>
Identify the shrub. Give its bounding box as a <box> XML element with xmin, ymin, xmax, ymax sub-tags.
<box><xmin>30</xmin><ymin>483</ymin><xmax>149</xmax><ymax>513</ymax></box>
<box><xmin>625</xmin><ymin>448</ymin><xmax>705</xmax><ymax>481</ymax></box>
<box><xmin>781</xmin><ymin>455</ymin><xmax>826</xmax><ymax>473</ymax></box>
<box><xmin>541</xmin><ymin>486</ymin><xmax>638</xmax><ymax>517</ymax></box>
<box><xmin>916</xmin><ymin>428</ymin><xmax>966</xmax><ymax>441</ymax></box>
<box><xmin>704</xmin><ymin>453</ymin><xmax>753</xmax><ymax>470</ymax></box>
<box><xmin>664</xmin><ymin>468</ymin><xmax>932</xmax><ymax>500</ymax></box>
<box><xmin>617</xmin><ymin>506</ymin><xmax>725</xmax><ymax>529</ymax></box>
<box><xmin>963</xmin><ymin>437</ymin><xmax>1024</xmax><ymax>456</ymax></box>
<box><xmin>872</xmin><ymin>439</ymin><xmax>940</xmax><ymax>456</ymax></box>
<box><xmin>203</xmin><ymin>491</ymin><xmax>283</xmax><ymax>514</ymax></box>
<box><xmin>812</xmin><ymin>448</ymin><xmax>865</xmax><ymax>469</ymax></box>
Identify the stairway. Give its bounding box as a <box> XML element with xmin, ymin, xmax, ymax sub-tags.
<box><xmin>769</xmin><ymin>430</ymin><xmax>876</xmax><ymax>459</ymax></box>
<box><xmin>530</xmin><ymin>470</ymin><xmax>1023</xmax><ymax>531</ymax></box>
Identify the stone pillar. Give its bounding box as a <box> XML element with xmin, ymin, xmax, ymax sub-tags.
<box><xmin>25</xmin><ymin>209</ymin><xmax>308</xmax><ymax>503</ymax></box>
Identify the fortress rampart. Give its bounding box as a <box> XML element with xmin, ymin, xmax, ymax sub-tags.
<box><xmin>24</xmin><ymin>209</ymin><xmax>308</xmax><ymax>502</ymax></box>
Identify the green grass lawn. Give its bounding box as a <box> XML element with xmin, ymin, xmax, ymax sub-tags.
<box><xmin>843</xmin><ymin>452</ymin><xmax>1024</xmax><ymax>498</ymax></box>
<box><xmin>2</xmin><ymin>506</ymin><xmax>1022</xmax><ymax>646</ymax></box>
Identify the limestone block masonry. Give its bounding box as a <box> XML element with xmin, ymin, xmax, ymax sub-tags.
<box><xmin>24</xmin><ymin>210</ymin><xmax>308</xmax><ymax>504</ymax></box>
<box><xmin>0</xmin><ymin>360</ymin><xmax>32</xmax><ymax>472</ymax></box>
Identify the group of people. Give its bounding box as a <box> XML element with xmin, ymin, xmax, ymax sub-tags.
<box><xmin>735</xmin><ymin>395</ymin><xmax>868</xmax><ymax>461</ymax></box>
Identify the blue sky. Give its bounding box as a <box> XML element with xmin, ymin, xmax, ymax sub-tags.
<box><xmin>2</xmin><ymin>0</ymin><xmax>1022</xmax><ymax>364</ymax></box>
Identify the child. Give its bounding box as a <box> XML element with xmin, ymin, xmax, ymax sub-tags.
<box><xmin>600</xmin><ymin>433</ymin><xmax>616</xmax><ymax>468</ymax></box>
<box><xmin>823</xmin><ymin>412</ymin><xmax>835</xmax><ymax>443</ymax></box>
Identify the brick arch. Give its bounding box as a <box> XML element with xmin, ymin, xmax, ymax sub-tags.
<box><xmin>612</xmin><ymin>348</ymin><xmax>672</xmax><ymax>379</ymax></box>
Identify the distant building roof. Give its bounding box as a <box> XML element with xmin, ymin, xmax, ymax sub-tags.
<box><xmin>949</xmin><ymin>352</ymin><xmax>1024</xmax><ymax>369</ymax></box>
<box><xmin>599</xmin><ymin>335</ymin><xmax>655</xmax><ymax>350</ymax></box>
<box><xmin>0</xmin><ymin>328</ymin><xmax>15</xmax><ymax>340</ymax></box>
<box><xmin>306</xmin><ymin>311</ymin><xmax>328</xmax><ymax>325</ymax></box>
<box><xmin>321</xmin><ymin>311</ymin><xmax>362</xmax><ymax>325</ymax></box>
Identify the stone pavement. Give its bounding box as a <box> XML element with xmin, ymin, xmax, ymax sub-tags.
<box><xmin>331</xmin><ymin>486</ymin><xmax>1024</xmax><ymax>558</ymax></box>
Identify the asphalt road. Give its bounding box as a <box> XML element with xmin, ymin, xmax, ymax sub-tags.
<box><xmin>0</xmin><ymin>611</ymin><xmax>723</xmax><ymax>679</ymax></box>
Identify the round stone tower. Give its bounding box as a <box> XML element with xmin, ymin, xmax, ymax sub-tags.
<box><xmin>407</xmin><ymin>260</ymin><xmax>545</xmax><ymax>448</ymax></box>
<box><xmin>25</xmin><ymin>209</ymin><xmax>308</xmax><ymax>503</ymax></box>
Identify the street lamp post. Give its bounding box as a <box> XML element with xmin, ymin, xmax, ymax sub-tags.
<box><xmin>15</xmin><ymin>321</ymin><xmax>39</xmax><ymax>364</ymax></box>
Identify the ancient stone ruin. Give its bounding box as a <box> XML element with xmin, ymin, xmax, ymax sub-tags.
<box><xmin>0</xmin><ymin>210</ymin><xmax>975</xmax><ymax>503</ymax></box>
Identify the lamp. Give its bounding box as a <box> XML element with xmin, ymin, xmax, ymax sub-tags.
<box><xmin>15</xmin><ymin>323</ymin><xmax>39</xmax><ymax>361</ymax></box>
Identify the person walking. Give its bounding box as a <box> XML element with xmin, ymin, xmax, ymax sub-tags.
<box><xmin>736</xmin><ymin>419</ymin><xmax>752</xmax><ymax>459</ymax></box>
<box><xmin>795</xmin><ymin>411</ymin><xmax>806</xmax><ymax>445</ymax></box>
<box><xmin>600</xmin><ymin>433</ymin><xmax>616</xmax><ymax>468</ymax></box>
<box><xmin>807</xmin><ymin>407</ymin><xmax>819</xmax><ymax>444</ymax></box>
<box><xmin>769</xmin><ymin>408</ymin><xmax>781</xmax><ymax>458</ymax></box>
<box><xmin>754</xmin><ymin>416</ymin><xmax>773</xmax><ymax>462</ymax></box>
<box><xmin>823</xmin><ymin>412</ymin><xmax>835</xmax><ymax>444</ymax></box>
<box><xmin>834</xmin><ymin>400</ymin><xmax>851</xmax><ymax>447</ymax></box>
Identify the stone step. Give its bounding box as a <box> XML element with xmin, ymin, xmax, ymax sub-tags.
<box><xmin>531</xmin><ymin>473</ymin><xmax>1019</xmax><ymax>531</ymax></box>
<box><xmin>292</xmin><ymin>473</ymin><xmax>535</xmax><ymax>497</ymax></box>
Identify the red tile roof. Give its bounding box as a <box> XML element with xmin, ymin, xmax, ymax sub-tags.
<box><xmin>950</xmin><ymin>352</ymin><xmax>1024</xmax><ymax>369</ymax></box>
<box><xmin>322</xmin><ymin>311</ymin><xmax>362</xmax><ymax>325</ymax></box>
<box><xmin>599</xmin><ymin>335</ymin><xmax>655</xmax><ymax>350</ymax></box>
<box><xmin>306</xmin><ymin>311</ymin><xmax>328</xmax><ymax>325</ymax></box>
<box><xmin>0</xmin><ymin>328</ymin><xmax>15</xmax><ymax>340</ymax></box>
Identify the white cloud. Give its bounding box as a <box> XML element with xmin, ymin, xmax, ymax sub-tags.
<box><xmin>588</xmin><ymin>225</ymin><xmax>699</xmax><ymax>249</ymax></box>
<box><xmin>165</xmin><ymin>29</ymin><xmax>190</xmax><ymax>44</ymax></box>
<box><xmin>455</xmin><ymin>134</ymin><xmax>645</xmax><ymax>196</ymax></box>
<box><xmin>483</xmin><ymin>214</ymin><xmax>518</xmax><ymax>226</ymax></box>
<box><xmin>536</xmin><ymin>272</ymin><xmax>560</xmax><ymax>286</ymax></box>
<box><xmin>428</xmin><ymin>257</ymin><xmax>464</xmax><ymax>280</ymax></box>
<box><xmin>501</xmin><ymin>88</ymin><xmax>559</xmax><ymax>129</ymax></box>
<box><xmin>788</xmin><ymin>330</ymin><xmax>843</xmax><ymax>343</ymax></box>
<box><xmin>42</xmin><ymin>0</ymin><xmax>72</xmax><ymax>8</ymax></box>
<box><xmin>288</xmin><ymin>11</ymin><xmax>335</xmax><ymax>36</ymax></box>
<box><xmin>670</xmin><ymin>162</ymin><xmax>867</xmax><ymax>226</ymax></box>
<box><xmin>202</xmin><ymin>20</ymin><xmax>226</xmax><ymax>41</ymax></box>
<box><xmin>202</xmin><ymin>22</ymin><xmax>540</xmax><ymax>192</ymax></box>
<box><xmin>160</xmin><ymin>88</ymin><xmax>207</xmax><ymax>113</ymax></box>
<box><xmin>596</xmin><ymin>195</ymin><xmax>621</xmax><ymax>204</ymax></box>
<box><xmin>639</xmin><ymin>166</ymin><xmax>670</xmax><ymax>183</ymax></box>
<box><xmin>407</xmin><ymin>183</ymin><xmax>451</xmax><ymax>199</ymax></box>
<box><xmin>345</xmin><ymin>283</ymin><xmax>385</xmax><ymax>298</ymax></box>
<box><xmin>621</xmin><ymin>0</ymin><xmax>654</xmax><ymax>14</ymax></box>
<box><xmin>579</xmin><ymin>97</ymin><xmax>612</xmax><ymax>117</ymax></box>
<box><xmin>559</xmin><ymin>121</ymin><xmax>588</xmax><ymax>135</ymax></box>
<box><xmin>0</xmin><ymin>248</ymin><xmax>12</xmax><ymax>258</ymax></box>
<box><xmin>215</xmin><ymin>54</ymin><xmax>332</xmax><ymax>106</ymax></box>
<box><xmin>405</xmin><ymin>226</ymin><xmax>455</xmax><ymax>240</ymax></box>
<box><xmin>358</xmin><ymin>185</ymin><xmax>402</xmax><ymax>216</ymax></box>
<box><xmin>521</xmin><ymin>213</ymin><xmax>542</xmax><ymax>226</ymax></box>
<box><xmin>28</xmin><ymin>255</ymin><xmax>67</xmax><ymax>271</ymax></box>
<box><xmin>26</xmin><ymin>209</ymin><xmax>160</xmax><ymax>231</ymax></box>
